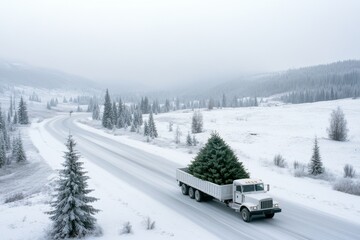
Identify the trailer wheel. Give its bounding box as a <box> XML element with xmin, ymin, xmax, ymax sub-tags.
<box><xmin>194</xmin><ymin>190</ymin><xmax>202</xmax><ymax>202</ymax></box>
<box><xmin>181</xmin><ymin>184</ymin><xmax>189</xmax><ymax>195</ymax></box>
<box><xmin>188</xmin><ymin>187</ymin><xmax>195</xmax><ymax>199</ymax></box>
<box><xmin>265</xmin><ymin>213</ymin><xmax>275</xmax><ymax>219</ymax></box>
<box><xmin>241</xmin><ymin>208</ymin><xmax>251</xmax><ymax>222</ymax></box>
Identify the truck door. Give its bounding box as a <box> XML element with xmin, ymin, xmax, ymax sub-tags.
<box><xmin>235</xmin><ymin>185</ymin><xmax>243</xmax><ymax>204</ymax></box>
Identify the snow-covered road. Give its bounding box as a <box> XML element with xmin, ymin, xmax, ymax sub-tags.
<box><xmin>42</xmin><ymin>113</ymin><xmax>360</xmax><ymax>240</ymax></box>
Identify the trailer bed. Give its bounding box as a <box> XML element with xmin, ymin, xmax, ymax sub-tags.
<box><xmin>176</xmin><ymin>168</ymin><xmax>233</xmax><ymax>201</ymax></box>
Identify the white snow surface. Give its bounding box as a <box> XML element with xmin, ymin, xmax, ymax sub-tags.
<box><xmin>78</xmin><ymin>98</ymin><xmax>360</xmax><ymax>224</ymax></box>
<box><xmin>1</xmin><ymin>96</ymin><xmax>360</xmax><ymax>239</ymax></box>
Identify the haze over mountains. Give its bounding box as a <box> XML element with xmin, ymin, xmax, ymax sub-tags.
<box><xmin>1</xmin><ymin>59</ymin><xmax>360</xmax><ymax>101</ymax></box>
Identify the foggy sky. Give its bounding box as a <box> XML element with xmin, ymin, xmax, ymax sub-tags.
<box><xmin>0</xmin><ymin>0</ymin><xmax>360</xmax><ymax>90</ymax></box>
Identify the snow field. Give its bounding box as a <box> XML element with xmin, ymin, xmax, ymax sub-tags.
<box><xmin>78</xmin><ymin>98</ymin><xmax>360</xmax><ymax>223</ymax></box>
<box><xmin>29</xmin><ymin>116</ymin><xmax>218</xmax><ymax>240</ymax></box>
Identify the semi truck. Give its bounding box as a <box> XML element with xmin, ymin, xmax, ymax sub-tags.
<box><xmin>176</xmin><ymin>168</ymin><xmax>281</xmax><ymax>222</ymax></box>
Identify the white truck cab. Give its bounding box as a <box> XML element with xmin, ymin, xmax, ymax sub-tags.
<box><xmin>228</xmin><ymin>179</ymin><xmax>281</xmax><ymax>222</ymax></box>
<box><xmin>176</xmin><ymin>168</ymin><xmax>281</xmax><ymax>222</ymax></box>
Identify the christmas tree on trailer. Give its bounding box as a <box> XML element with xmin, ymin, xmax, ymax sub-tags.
<box><xmin>188</xmin><ymin>132</ymin><xmax>249</xmax><ymax>185</ymax></box>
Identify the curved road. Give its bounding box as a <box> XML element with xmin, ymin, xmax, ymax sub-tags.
<box><xmin>44</xmin><ymin>113</ymin><xmax>360</xmax><ymax>240</ymax></box>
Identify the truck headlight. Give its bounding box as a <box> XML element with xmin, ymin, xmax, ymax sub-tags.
<box><xmin>250</xmin><ymin>206</ymin><xmax>258</xmax><ymax>210</ymax></box>
<box><xmin>274</xmin><ymin>203</ymin><xmax>279</xmax><ymax>208</ymax></box>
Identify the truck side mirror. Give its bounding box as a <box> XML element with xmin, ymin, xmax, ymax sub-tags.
<box><xmin>266</xmin><ymin>184</ymin><xmax>270</xmax><ymax>192</ymax></box>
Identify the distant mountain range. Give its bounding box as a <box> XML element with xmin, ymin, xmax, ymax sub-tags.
<box><xmin>173</xmin><ymin>60</ymin><xmax>360</xmax><ymax>101</ymax></box>
<box><xmin>0</xmin><ymin>60</ymin><xmax>97</xmax><ymax>90</ymax></box>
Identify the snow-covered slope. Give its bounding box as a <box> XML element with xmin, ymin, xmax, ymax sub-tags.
<box><xmin>81</xmin><ymin>98</ymin><xmax>360</xmax><ymax>223</ymax></box>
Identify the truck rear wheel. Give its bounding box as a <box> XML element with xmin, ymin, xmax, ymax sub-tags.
<box><xmin>265</xmin><ymin>213</ymin><xmax>275</xmax><ymax>219</ymax></box>
<box><xmin>241</xmin><ymin>208</ymin><xmax>251</xmax><ymax>222</ymax></box>
<box><xmin>181</xmin><ymin>184</ymin><xmax>189</xmax><ymax>195</ymax></box>
<box><xmin>195</xmin><ymin>190</ymin><xmax>202</xmax><ymax>202</ymax></box>
<box><xmin>188</xmin><ymin>187</ymin><xmax>195</xmax><ymax>199</ymax></box>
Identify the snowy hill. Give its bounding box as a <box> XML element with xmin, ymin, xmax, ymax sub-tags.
<box><xmin>0</xmin><ymin>60</ymin><xmax>97</xmax><ymax>90</ymax></box>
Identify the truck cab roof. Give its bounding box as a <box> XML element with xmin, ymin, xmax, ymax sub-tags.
<box><xmin>233</xmin><ymin>179</ymin><xmax>263</xmax><ymax>185</ymax></box>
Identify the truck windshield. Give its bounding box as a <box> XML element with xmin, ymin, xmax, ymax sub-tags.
<box><xmin>242</xmin><ymin>184</ymin><xmax>264</xmax><ymax>192</ymax></box>
<box><xmin>255</xmin><ymin>183</ymin><xmax>264</xmax><ymax>191</ymax></box>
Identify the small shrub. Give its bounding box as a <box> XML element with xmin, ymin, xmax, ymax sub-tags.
<box><xmin>120</xmin><ymin>221</ymin><xmax>132</xmax><ymax>234</ymax></box>
<box><xmin>294</xmin><ymin>166</ymin><xmax>306</xmax><ymax>178</ymax></box>
<box><xmin>4</xmin><ymin>193</ymin><xmax>25</xmax><ymax>203</ymax></box>
<box><xmin>333</xmin><ymin>178</ymin><xmax>360</xmax><ymax>196</ymax></box>
<box><xmin>273</xmin><ymin>154</ymin><xmax>286</xmax><ymax>168</ymax></box>
<box><xmin>144</xmin><ymin>217</ymin><xmax>156</xmax><ymax>230</ymax></box>
<box><xmin>344</xmin><ymin>164</ymin><xmax>356</xmax><ymax>178</ymax></box>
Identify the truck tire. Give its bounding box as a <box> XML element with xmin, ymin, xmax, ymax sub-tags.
<box><xmin>181</xmin><ymin>184</ymin><xmax>189</xmax><ymax>195</ymax></box>
<box><xmin>265</xmin><ymin>213</ymin><xmax>275</xmax><ymax>219</ymax></box>
<box><xmin>188</xmin><ymin>187</ymin><xmax>195</xmax><ymax>199</ymax></box>
<box><xmin>241</xmin><ymin>208</ymin><xmax>251</xmax><ymax>222</ymax></box>
<box><xmin>195</xmin><ymin>190</ymin><xmax>202</xmax><ymax>202</ymax></box>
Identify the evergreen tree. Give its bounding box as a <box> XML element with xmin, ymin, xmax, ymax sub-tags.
<box><xmin>112</xmin><ymin>102</ymin><xmax>118</xmax><ymax>125</ymax></box>
<box><xmin>143</xmin><ymin>121</ymin><xmax>149</xmax><ymax>137</ymax></box>
<box><xmin>308</xmin><ymin>137</ymin><xmax>324</xmax><ymax>175</ymax></box>
<box><xmin>188</xmin><ymin>133</ymin><xmax>249</xmax><ymax>185</ymax></box>
<box><xmin>18</xmin><ymin>97</ymin><xmax>29</xmax><ymax>124</ymax></box>
<box><xmin>192</xmin><ymin>135</ymin><xmax>197</xmax><ymax>146</ymax></box>
<box><xmin>327</xmin><ymin>107</ymin><xmax>348</xmax><ymax>141</ymax></box>
<box><xmin>102</xmin><ymin>89</ymin><xmax>113</xmax><ymax>129</ymax></box>
<box><xmin>92</xmin><ymin>104</ymin><xmax>100</xmax><ymax>120</ymax></box>
<box><xmin>47</xmin><ymin>135</ymin><xmax>98</xmax><ymax>239</ymax></box>
<box><xmin>191</xmin><ymin>111</ymin><xmax>203</xmax><ymax>133</ymax></box>
<box><xmin>13</xmin><ymin>111</ymin><xmax>18</xmax><ymax>124</ymax></box>
<box><xmin>148</xmin><ymin>112</ymin><xmax>158</xmax><ymax>138</ymax></box>
<box><xmin>208</xmin><ymin>98</ymin><xmax>214</xmax><ymax>110</ymax></box>
<box><xmin>174</xmin><ymin>126</ymin><xmax>181</xmax><ymax>144</ymax></box>
<box><xmin>14</xmin><ymin>134</ymin><xmax>26</xmax><ymax>163</ymax></box>
<box><xmin>186</xmin><ymin>132</ymin><xmax>192</xmax><ymax>146</ymax></box>
<box><xmin>222</xmin><ymin>93</ymin><xmax>227</xmax><ymax>108</ymax></box>
<box><xmin>0</xmin><ymin>132</ymin><xmax>6</xmax><ymax>168</ymax></box>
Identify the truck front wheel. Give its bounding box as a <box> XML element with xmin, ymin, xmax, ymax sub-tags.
<box><xmin>188</xmin><ymin>187</ymin><xmax>195</xmax><ymax>199</ymax></box>
<box><xmin>195</xmin><ymin>190</ymin><xmax>202</xmax><ymax>202</ymax></box>
<box><xmin>241</xmin><ymin>208</ymin><xmax>251</xmax><ymax>222</ymax></box>
<box><xmin>181</xmin><ymin>184</ymin><xmax>189</xmax><ymax>195</ymax></box>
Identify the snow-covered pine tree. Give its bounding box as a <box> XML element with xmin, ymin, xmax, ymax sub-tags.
<box><xmin>15</xmin><ymin>134</ymin><xmax>26</xmax><ymax>163</ymax></box>
<box><xmin>188</xmin><ymin>132</ymin><xmax>249</xmax><ymax>185</ymax></box>
<box><xmin>13</xmin><ymin>111</ymin><xmax>18</xmax><ymax>124</ymax></box>
<box><xmin>18</xmin><ymin>97</ymin><xmax>29</xmax><ymax>124</ymax></box>
<box><xmin>47</xmin><ymin>135</ymin><xmax>99</xmax><ymax>239</ymax></box>
<box><xmin>130</xmin><ymin>123</ymin><xmax>136</xmax><ymax>132</ymax></box>
<box><xmin>112</xmin><ymin>102</ymin><xmax>118</xmax><ymax>126</ymax></box>
<box><xmin>186</xmin><ymin>132</ymin><xmax>192</xmax><ymax>146</ymax></box>
<box><xmin>192</xmin><ymin>135</ymin><xmax>197</xmax><ymax>146</ymax></box>
<box><xmin>148</xmin><ymin>112</ymin><xmax>158</xmax><ymax>138</ymax></box>
<box><xmin>143</xmin><ymin>121</ymin><xmax>149</xmax><ymax>137</ymax></box>
<box><xmin>9</xmin><ymin>96</ymin><xmax>13</xmax><ymax>117</ymax></box>
<box><xmin>327</xmin><ymin>107</ymin><xmax>348</xmax><ymax>141</ymax></box>
<box><xmin>102</xmin><ymin>89</ymin><xmax>113</xmax><ymax>129</ymax></box>
<box><xmin>0</xmin><ymin>132</ymin><xmax>6</xmax><ymax>168</ymax></box>
<box><xmin>92</xmin><ymin>104</ymin><xmax>100</xmax><ymax>120</ymax></box>
<box><xmin>191</xmin><ymin>111</ymin><xmax>203</xmax><ymax>133</ymax></box>
<box><xmin>222</xmin><ymin>93</ymin><xmax>226</xmax><ymax>108</ymax></box>
<box><xmin>308</xmin><ymin>137</ymin><xmax>324</xmax><ymax>175</ymax></box>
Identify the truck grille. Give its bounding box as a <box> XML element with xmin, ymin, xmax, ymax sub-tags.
<box><xmin>261</xmin><ymin>199</ymin><xmax>273</xmax><ymax>209</ymax></box>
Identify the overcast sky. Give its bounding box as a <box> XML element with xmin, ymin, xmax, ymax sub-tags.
<box><xmin>0</xmin><ymin>0</ymin><xmax>359</xmax><ymax>90</ymax></box>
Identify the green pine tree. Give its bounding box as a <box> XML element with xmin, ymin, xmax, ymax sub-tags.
<box><xmin>47</xmin><ymin>135</ymin><xmax>99</xmax><ymax>239</ymax></box>
<box><xmin>188</xmin><ymin>133</ymin><xmax>249</xmax><ymax>185</ymax></box>
<box><xmin>308</xmin><ymin>137</ymin><xmax>324</xmax><ymax>175</ymax></box>
<box><xmin>18</xmin><ymin>97</ymin><xmax>29</xmax><ymax>124</ymax></box>
<box><xmin>102</xmin><ymin>89</ymin><xmax>113</xmax><ymax>129</ymax></box>
<box><xmin>15</xmin><ymin>134</ymin><xmax>26</xmax><ymax>163</ymax></box>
